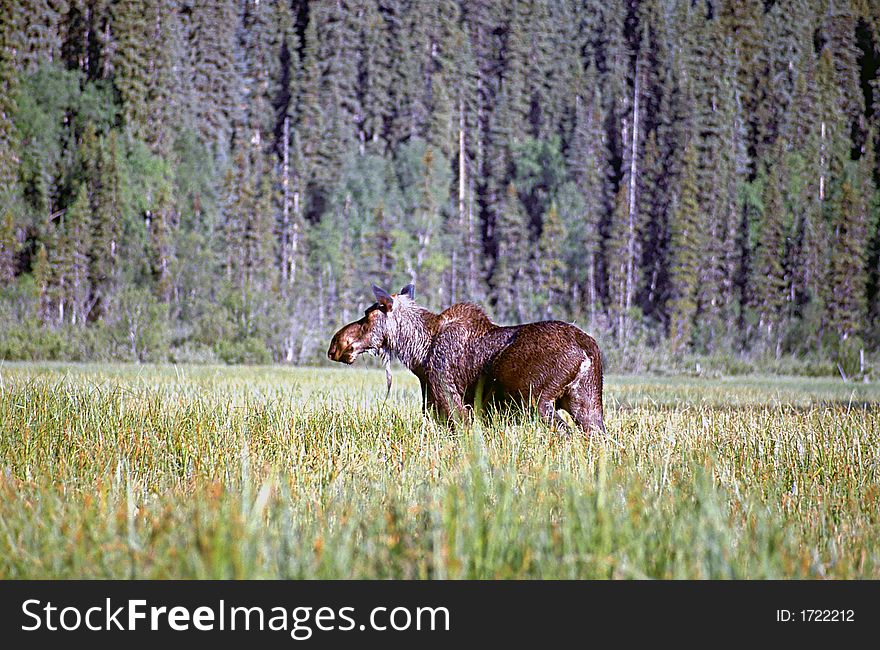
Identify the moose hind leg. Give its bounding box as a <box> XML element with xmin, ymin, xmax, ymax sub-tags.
<box><xmin>561</xmin><ymin>389</ymin><xmax>605</xmax><ymax>437</ymax></box>
<box><xmin>539</xmin><ymin>399</ymin><xmax>571</xmax><ymax>435</ymax></box>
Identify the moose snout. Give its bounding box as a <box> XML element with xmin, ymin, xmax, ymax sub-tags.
<box><xmin>327</xmin><ymin>338</ymin><xmax>356</xmax><ymax>364</ymax></box>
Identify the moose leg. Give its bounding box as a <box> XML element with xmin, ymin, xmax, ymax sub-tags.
<box><xmin>563</xmin><ymin>393</ymin><xmax>605</xmax><ymax>436</ymax></box>
<box><xmin>538</xmin><ymin>399</ymin><xmax>571</xmax><ymax>435</ymax></box>
<box><xmin>429</xmin><ymin>380</ymin><xmax>471</xmax><ymax>425</ymax></box>
<box><xmin>420</xmin><ymin>377</ymin><xmax>431</xmax><ymax>414</ymax></box>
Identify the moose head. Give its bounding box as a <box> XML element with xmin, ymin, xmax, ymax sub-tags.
<box><xmin>327</xmin><ymin>283</ymin><xmax>415</xmax><ymax>364</ymax></box>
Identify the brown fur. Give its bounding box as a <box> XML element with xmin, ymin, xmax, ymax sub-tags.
<box><xmin>328</xmin><ymin>287</ymin><xmax>605</xmax><ymax>436</ymax></box>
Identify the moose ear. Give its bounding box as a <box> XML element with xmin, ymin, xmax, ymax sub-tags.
<box><xmin>399</xmin><ymin>283</ymin><xmax>415</xmax><ymax>300</ymax></box>
<box><xmin>372</xmin><ymin>284</ymin><xmax>394</xmax><ymax>311</ymax></box>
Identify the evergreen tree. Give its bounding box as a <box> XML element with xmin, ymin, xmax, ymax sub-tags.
<box><xmin>667</xmin><ymin>143</ymin><xmax>702</xmax><ymax>352</ymax></box>
<box><xmin>0</xmin><ymin>210</ymin><xmax>18</xmax><ymax>283</ymax></box>
<box><xmin>59</xmin><ymin>183</ymin><xmax>92</xmax><ymax>324</ymax></box>
<box><xmin>607</xmin><ymin>183</ymin><xmax>633</xmax><ymax>343</ymax></box>
<box><xmin>750</xmin><ymin>155</ymin><xmax>789</xmax><ymax>354</ymax></box>
<box><xmin>0</xmin><ymin>2</ymin><xmax>20</xmax><ymax>194</ymax></box>
<box><xmin>535</xmin><ymin>202</ymin><xmax>566</xmax><ymax>319</ymax></box>
<box><xmin>491</xmin><ymin>183</ymin><xmax>531</xmax><ymax>322</ymax></box>
<box><xmin>568</xmin><ymin>64</ymin><xmax>611</xmax><ymax>323</ymax></box>
<box><xmin>827</xmin><ymin>168</ymin><xmax>870</xmax><ymax>341</ymax></box>
<box><xmin>246</xmin><ymin>174</ymin><xmax>278</xmax><ymax>294</ymax></box>
<box><xmin>90</xmin><ymin>130</ymin><xmax>125</xmax><ymax>317</ymax></box>
<box><xmin>365</xmin><ymin>201</ymin><xmax>395</xmax><ymax>288</ymax></box>
<box><xmin>189</xmin><ymin>0</ymin><xmax>240</xmax><ymax>160</ymax></box>
<box><xmin>148</xmin><ymin>182</ymin><xmax>176</xmax><ymax>305</ymax></box>
<box><xmin>357</xmin><ymin>0</ymin><xmax>394</xmax><ymax>154</ymax></box>
<box><xmin>240</xmin><ymin>0</ymin><xmax>283</xmax><ymax>155</ymax></box>
<box><xmin>16</xmin><ymin>0</ymin><xmax>66</xmax><ymax>72</ymax></box>
<box><xmin>111</xmin><ymin>0</ymin><xmax>184</xmax><ymax>154</ymax></box>
<box><xmin>33</xmin><ymin>241</ymin><xmax>52</xmax><ymax>323</ymax></box>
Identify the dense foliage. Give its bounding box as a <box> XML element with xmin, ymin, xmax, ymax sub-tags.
<box><xmin>1</xmin><ymin>0</ymin><xmax>880</xmax><ymax>369</ymax></box>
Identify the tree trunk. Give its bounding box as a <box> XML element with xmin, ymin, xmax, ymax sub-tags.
<box><xmin>625</xmin><ymin>58</ymin><xmax>640</xmax><ymax>316</ymax></box>
<box><xmin>281</xmin><ymin>116</ymin><xmax>291</xmax><ymax>286</ymax></box>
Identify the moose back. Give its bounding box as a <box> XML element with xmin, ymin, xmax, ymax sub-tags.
<box><xmin>328</xmin><ymin>284</ymin><xmax>605</xmax><ymax>435</ymax></box>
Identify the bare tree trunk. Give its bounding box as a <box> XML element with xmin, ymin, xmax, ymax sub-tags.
<box><xmin>625</xmin><ymin>58</ymin><xmax>640</xmax><ymax>317</ymax></box>
<box><xmin>458</xmin><ymin>96</ymin><xmax>466</xmax><ymax>300</ymax></box>
<box><xmin>82</xmin><ymin>4</ymin><xmax>90</xmax><ymax>74</ymax></box>
<box><xmin>468</xmin><ymin>175</ymin><xmax>476</xmax><ymax>297</ymax></box>
<box><xmin>588</xmin><ymin>255</ymin><xmax>596</xmax><ymax>327</ymax></box>
<box><xmin>450</xmin><ymin>249</ymin><xmax>457</xmax><ymax>305</ymax></box>
<box><xmin>292</xmin><ymin>188</ymin><xmax>300</xmax><ymax>285</ymax></box>
<box><xmin>281</xmin><ymin>116</ymin><xmax>291</xmax><ymax>286</ymax></box>
<box><xmin>819</xmin><ymin>121</ymin><xmax>826</xmax><ymax>201</ymax></box>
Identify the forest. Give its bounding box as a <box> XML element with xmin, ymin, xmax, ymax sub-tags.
<box><xmin>1</xmin><ymin>0</ymin><xmax>880</xmax><ymax>373</ymax></box>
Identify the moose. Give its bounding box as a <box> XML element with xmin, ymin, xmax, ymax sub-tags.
<box><xmin>327</xmin><ymin>284</ymin><xmax>605</xmax><ymax>436</ymax></box>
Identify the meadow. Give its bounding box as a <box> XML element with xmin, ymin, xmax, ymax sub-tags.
<box><xmin>0</xmin><ymin>362</ymin><xmax>878</xmax><ymax>579</ymax></box>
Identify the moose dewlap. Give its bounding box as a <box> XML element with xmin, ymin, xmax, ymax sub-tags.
<box><xmin>328</xmin><ymin>284</ymin><xmax>604</xmax><ymax>435</ymax></box>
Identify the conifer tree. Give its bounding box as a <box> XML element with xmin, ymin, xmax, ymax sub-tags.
<box><xmin>33</xmin><ymin>242</ymin><xmax>52</xmax><ymax>323</ymax></box>
<box><xmin>667</xmin><ymin>143</ymin><xmax>702</xmax><ymax>352</ymax></box>
<box><xmin>90</xmin><ymin>130</ymin><xmax>125</xmax><ymax>317</ymax></box>
<box><xmin>16</xmin><ymin>0</ymin><xmax>66</xmax><ymax>72</ymax></box>
<box><xmin>298</xmin><ymin>8</ymin><xmax>323</xmax><ymax>187</ymax></box>
<box><xmin>491</xmin><ymin>183</ymin><xmax>531</xmax><ymax>322</ymax></box>
<box><xmin>0</xmin><ymin>5</ymin><xmax>20</xmax><ymax>194</ymax></box>
<box><xmin>607</xmin><ymin>183</ymin><xmax>633</xmax><ymax>343</ymax></box>
<box><xmin>535</xmin><ymin>202</ymin><xmax>566</xmax><ymax>319</ymax></box>
<box><xmin>241</xmin><ymin>0</ymin><xmax>283</xmax><ymax>155</ymax></box>
<box><xmin>750</xmin><ymin>156</ymin><xmax>789</xmax><ymax>354</ymax></box>
<box><xmin>568</xmin><ymin>65</ymin><xmax>611</xmax><ymax>323</ymax></box>
<box><xmin>827</xmin><ymin>169</ymin><xmax>870</xmax><ymax>341</ymax></box>
<box><xmin>0</xmin><ymin>210</ymin><xmax>18</xmax><ymax>283</ymax></box>
<box><xmin>246</xmin><ymin>174</ymin><xmax>278</xmax><ymax>294</ymax></box>
<box><xmin>111</xmin><ymin>0</ymin><xmax>183</xmax><ymax>154</ymax></box>
<box><xmin>365</xmin><ymin>201</ymin><xmax>395</xmax><ymax>288</ymax></box>
<box><xmin>357</xmin><ymin>0</ymin><xmax>393</xmax><ymax>154</ymax></box>
<box><xmin>59</xmin><ymin>183</ymin><xmax>92</xmax><ymax>324</ymax></box>
<box><xmin>222</xmin><ymin>150</ymin><xmax>253</xmax><ymax>288</ymax></box>
<box><xmin>189</xmin><ymin>0</ymin><xmax>240</xmax><ymax>159</ymax></box>
<box><xmin>148</xmin><ymin>183</ymin><xmax>176</xmax><ymax>305</ymax></box>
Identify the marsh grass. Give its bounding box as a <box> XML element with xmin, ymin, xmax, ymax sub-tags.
<box><xmin>0</xmin><ymin>363</ymin><xmax>878</xmax><ymax>578</ymax></box>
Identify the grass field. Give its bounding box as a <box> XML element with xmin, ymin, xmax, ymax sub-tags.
<box><xmin>1</xmin><ymin>362</ymin><xmax>878</xmax><ymax>579</ymax></box>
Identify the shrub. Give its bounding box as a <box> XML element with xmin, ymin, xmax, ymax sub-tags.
<box><xmin>216</xmin><ymin>336</ymin><xmax>272</xmax><ymax>365</ymax></box>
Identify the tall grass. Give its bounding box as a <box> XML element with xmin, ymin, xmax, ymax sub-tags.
<box><xmin>0</xmin><ymin>363</ymin><xmax>878</xmax><ymax>578</ymax></box>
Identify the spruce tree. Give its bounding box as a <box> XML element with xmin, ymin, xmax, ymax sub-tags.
<box><xmin>357</xmin><ymin>0</ymin><xmax>394</xmax><ymax>154</ymax></box>
<box><xmin>246</xmin><ymin>174</ymin><xmax>278</xmax><ymax>294</ymax></box>
<box><xmin>535</xmin><ymin>202</ymin><xmax>566</xmax><ymax>319</ymax></box>
<box><xmin>0</xmin><ymin>210</ymin><xmax>18</xmax><ymax>283</ymax></box>
<box><xmin>189</xmin><ymin>0</ymin><xmax>240</xmax><ymax>159</ymax></box>
<box><xmin>667</xmin><ymin>143</ymin><xmax>702</xmax><ymax>352</ymax></box>
<box><xmin>607</xmin><ymin>183</ymin><xmax>633</xmax><ymax>343</ymax></box>
<box><xmin>148</xmin><ymin>182</ymin><xmax>176</xmax><ymax>305</ymax></box>
<box><xmin>0</xmin><ymin>4</ymin><xmax>20</xmax><ymax>194</ymax></box>
<box><xmin>568</xmin><ymin>64</ymin><xmax>611</xmax><ymax>323</ymax></box>
<box><xmin>111</xmin><ymin>0</ymin><xmax>186</xmax><ymax>154</ymax></box>
<box><xmin>90</xmin><ymin>130</ymin><xmax>125</xmax><ymax>317</ymax></box>
<box><xmin>491</xmin><ymin>183</ymin><xmax>531</xmax><ymax>322</ymax></box>
<box><xmin>33</xmin><ymin>242</ymin><xmax>52</xmax><ymax>323</ymax></box>
<box><xmin>750</xmin><ymin>156</ymin><xmax>789</xmax><ymax>354</ymax></box>
<box><xmin>60</xmin><ymin>183</ymin><xmax>92</xmax><ymax>324</ymax></box>
<box><xmin>16</xmin><ymin>0</ymin><xmax>66</xmax><ymax>72</ymax></box>
<box><xmin>827</xmin><ymin>168</ymin><xmax>870</xmax><ymax>341</ymax></box>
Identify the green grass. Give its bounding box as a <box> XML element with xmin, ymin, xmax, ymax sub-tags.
<box><xmin>1</xmin><ymin>362</ymin><xmax>878</xmax><ymax>579</ymax></box>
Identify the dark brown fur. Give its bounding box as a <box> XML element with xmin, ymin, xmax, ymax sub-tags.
<box><xmin>328</xmin><ymin>286</ymin><xmax>605</xmax><ymax>435</ymax></box>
